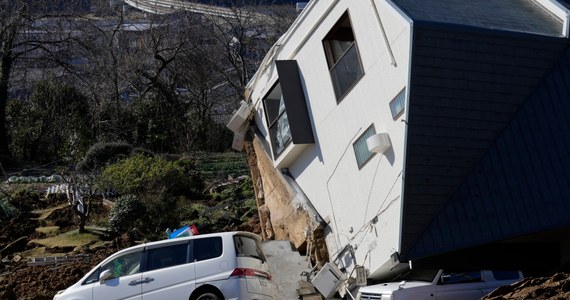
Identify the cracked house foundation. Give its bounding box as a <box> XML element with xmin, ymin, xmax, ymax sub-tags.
<box><xmin>244</xmin><ymin>134</ymin><xmax>329</xmax><ymax>268</ymax></box>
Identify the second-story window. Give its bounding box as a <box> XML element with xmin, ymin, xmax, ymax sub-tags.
<box><xmin>323</xmin><ymin>11</ymin><xmax>364</xmax><ymax>101</ymax></box>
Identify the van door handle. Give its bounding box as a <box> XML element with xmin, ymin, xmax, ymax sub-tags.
<box><xmin>128</xmin><ymin>278</ymin><xmax>154</xmax><ymax>286</ymax></box>
<box><xmin>129</xmin><ymin>280</ymin><xmax>143</xmax><ymax>286</ymax></box>
<box><xmin>141</xmin><ymin>277</ymin><xmax>154</xmax><ymax>284</ymax></box>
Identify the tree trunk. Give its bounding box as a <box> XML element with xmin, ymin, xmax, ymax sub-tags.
<box><xmin>0</xmin><ymin>54</ymin><xmax>13</xmax><ymax>157</ymax></box>
<box><xmin>73</xmin><ymin>203</ymin><xmax>88</xmax><ymax>234</ymax></box>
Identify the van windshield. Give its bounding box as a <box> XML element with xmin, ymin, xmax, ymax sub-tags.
<box><xmin>394</xmin><ymin>269</ymin><xmax>439</xmax><ymax>282</ymax></box>
<box><xmin>233</xmin><ymin>235</ymin><xmax>265</xmax><ymax>261</ymax></box>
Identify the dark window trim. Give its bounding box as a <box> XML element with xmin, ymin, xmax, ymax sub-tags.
<box><xmin>263</xmin><ymin>60</ymin><xmax>315</xmax><ymax>160</ymax></box>
<box><xmin>262</xmin><ymin>80</ymin><xmax>293</xmax><ymax>158</ymax></box>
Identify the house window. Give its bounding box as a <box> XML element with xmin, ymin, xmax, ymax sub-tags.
<box><xmin>390</xmin><ymin>88</ymin><xmax>406</xmax><ymax>119</ymax></box>
<box><xmin>263</xmin><ymin>82</ymin><xmax>292</xmax><ymax>157</ymax></box>
<box><xmin>323</xmin><ymin>11</ymin><xmax>364</xmax><ymax>101</ymax></box>
<box><xmin>353</xmin><ymin>125</ymin><xmax>376</xmax><ymax>168</ymax></box>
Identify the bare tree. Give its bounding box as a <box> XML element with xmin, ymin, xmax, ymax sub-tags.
<box><xmin>71</xmin><ymin>11</ymin><xmax>133</xmax><ymax>142</ymax></box>
<box><xmin>2</xmin><ymin>1</ymin><xmax>297</xmax><ymax>159</ymax></box>
<box><xmin>0</xmin><ymin>1</ymin><xmax>29</xmax><ymax>157</ymax></box>
<box><xmin>0</xmin><ymin>0</ymin><xmax>85</xmax><ymax>158</ymax></box>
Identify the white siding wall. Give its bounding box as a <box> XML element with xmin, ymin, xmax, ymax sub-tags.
<box><xmin>250</xmin><ymin>0</ymin><xmax>412</xmax><ymax>276</ymax></box>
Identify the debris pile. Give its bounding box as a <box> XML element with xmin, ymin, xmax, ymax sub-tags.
<box><xmin>483</xmin><ymin>273</ymin><xmax>570</xmax><ymax>300</ymax></box>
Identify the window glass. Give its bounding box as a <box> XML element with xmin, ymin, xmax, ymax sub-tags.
<box><xmin>492</xmin><ymin>270</ymin><xmax>520</xmax><ymax>281</ymax></box>
<box><xmin>353</xmin><ymin>125</ymin><xmax>376</xmax><ymax>168</ymax></box>
<box><xmin>194</xmin><ymin>237</ymin><xmax>223</xmax><ymax>262</ymax></box>
<box><xmin>146</xmin><ymin>243</ymin><xmax>188</xmax><ymax>271</ymax></box>
<box><xmin>100</xmin><ymin>251</ymin><xmax>142</xmax><ymax>279</ymax></box>
<box><xmin>234</xmin><ymin>235</ymin><xmax>265</xmax><ymax>261</ymax></box>
<box><xmin>394</xmin><ymin>269</ymin><xmax>439</xmax><ymax>282</ymax></box>
<box><xmin>439</xmin><ymin>271</ymin><xmax>482</xmax><ymax>284</ymax></box>
<box><xmin>263</xmin><ymin>82</ymin><xmax>292</xmax><ymax>157</ymax></box>
<box><xmin>390</xmin><ymin>88</ymin><xmax>406</xmax><ymax>119</ymax></box>
<box><xmin>83</xmin><ymin>268</ymin><xmax>101</xmax><ymax>285</ymax></box>
<box><xmin>323</xmin><ymin>11</ymin><xmax>363</xmax><ymax>101</ymax></box>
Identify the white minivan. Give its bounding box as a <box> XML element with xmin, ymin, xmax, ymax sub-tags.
<box><xmin>53</xmin><ymin>231</ymin><xmax>273</xmax><ymax>300</ymax></box>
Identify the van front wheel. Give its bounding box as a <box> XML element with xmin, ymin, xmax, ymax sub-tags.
<box><xmin>195</xmin><ymin>292</ymin><xmax>221</xmax><ymax>300</ymax></box>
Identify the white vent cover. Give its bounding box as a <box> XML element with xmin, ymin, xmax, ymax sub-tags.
<box><xmin>231</xmin><ymin>131</ymin><xmax>245</xmax><ymax>151</ymax></box>
<box><xmin>227</xmin><ymin>100</ymin><xmax>253</xmax><ymax>133</ymax></box>
<box><xmin>366</xmin><ymin>132</ymin><xmax>391</xmax><ymax>154</ymax></box>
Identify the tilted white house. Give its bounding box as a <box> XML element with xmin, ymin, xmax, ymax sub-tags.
<box><xmin>229</xmin><ymin>0</ymin><xmax>570</xmax><ymax>289</ymax></box>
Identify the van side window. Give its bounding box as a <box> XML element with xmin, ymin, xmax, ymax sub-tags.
<box><xmin>93</xmin><ymin>251</ymin><xmax>142</xmax><ymax>282</ymax></box>
<box><xmin>492</xmin><ymin>270</ymin><xmax>520</xmax><ymax>281</ymax></box>
<box><xmin>234</xmin><ymin>235</ymin><xmax>265</xmax><ymax>261</ymax></box>
<box><xmin>194</xmin><ymin>237</ymin><xmax>223</xmax><ymax>261</ymax></box>
<box><xmin>83</xmin><ymin>268</ymin><xmax>101</xmax><ymax>285</ymax></box>
<box><xmin>147</xmin><ymin>244</ymin><xmax>188</xmax><ymax>271</ymax></box>
<box><xmin>439</xmin><ymin>271</ymin><xmax>482</xmax><ymax>284</ymax></box>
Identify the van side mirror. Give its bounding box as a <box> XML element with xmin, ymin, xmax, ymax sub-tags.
<box><xmin>99</xmin><ymin>269</ymin><xmax>115</xmax><ymax>284</ymax></box>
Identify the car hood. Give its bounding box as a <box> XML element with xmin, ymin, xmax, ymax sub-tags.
<box><xmin>359</xmin><ymin>281</ymin><xmax>432</xmax><ymax>294</ymax></box>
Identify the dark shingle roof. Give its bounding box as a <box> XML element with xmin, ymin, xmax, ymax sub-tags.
<box><xmin>405</xmin><ymin>45</ymin><xmax>570</xmax><ymax>260</ymax></box>
<box><xmin>393</xmin><ymin>0</ymin><xmax>564</xmax><ymax>37</ymax></box>
<box><xmin>399</xmin><ymin>25</ymin><xmax>568</xmax><ymax>260</ymax></box>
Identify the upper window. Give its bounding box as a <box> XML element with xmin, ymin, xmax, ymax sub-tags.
<box><xmin>353</xmin><ymin>125</ymin><xmax>376</xmax><ymax>169</ymax></box>
<box><xmin>263</xmin><ymin>82</ymin><xmax>292</xmax><ymax>157</ymax></box>
<box><xmin>323</xmin><ymin>11</ymin><xmax>364</xmax><ymax>101</ymax></box>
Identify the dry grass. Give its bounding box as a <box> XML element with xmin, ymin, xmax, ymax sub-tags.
<box><xmin>31</xmin><ymin>230</ymin><xmax>100</xmax><ymax>248</ymax></box>
<box><xmin>35</xmin><ymin>226</ymin><xmax>60</xmax><ymax>236</ymax></box>
<box><xmin>34</xmin><ymin>203</ymin><xmax>68</xmax><ymax>220</ymax></box>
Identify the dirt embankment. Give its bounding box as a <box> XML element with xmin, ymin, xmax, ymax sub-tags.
<box><xmin>483</xmin><ymin>273</ymin><xmax>570</xmax><ymax>300</ymax></box>
<box><xmin>0</xmin><ymin>191</ymin><xmax>119</xmax><ymax>300</ymax></box>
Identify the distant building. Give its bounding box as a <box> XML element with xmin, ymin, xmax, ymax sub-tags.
<box><xmin>229</xmin><ymin>0</ymin><xmax>570</xmax><ymax>293</ymax></box>
<box><xmin>28</xmin><ymin>0</ymin><xmax>91</xmax><ymax>13</ymax></box>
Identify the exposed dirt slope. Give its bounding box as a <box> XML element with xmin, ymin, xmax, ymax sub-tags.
<box><xmin>483</xmin><ymin>273</ymin><xmax>570</xmax><ymax>300</ymax></box>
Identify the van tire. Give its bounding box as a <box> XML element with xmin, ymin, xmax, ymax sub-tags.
<box><xmin>195</xmin><ymin>291</ymin><xmax>222</xmax><ymax>300</ymax></box>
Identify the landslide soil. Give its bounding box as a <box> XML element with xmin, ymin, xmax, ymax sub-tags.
<box><xmin>0</xmin><ymin>192</ymin><xmax>120</xmax><ymax>300</ymax></box>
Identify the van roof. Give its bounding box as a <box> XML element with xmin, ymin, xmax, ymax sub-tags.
<box><xmin>121</xmin><ymin>231</ymin><xmax>260</xmax><ymax>252</ymax></box>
